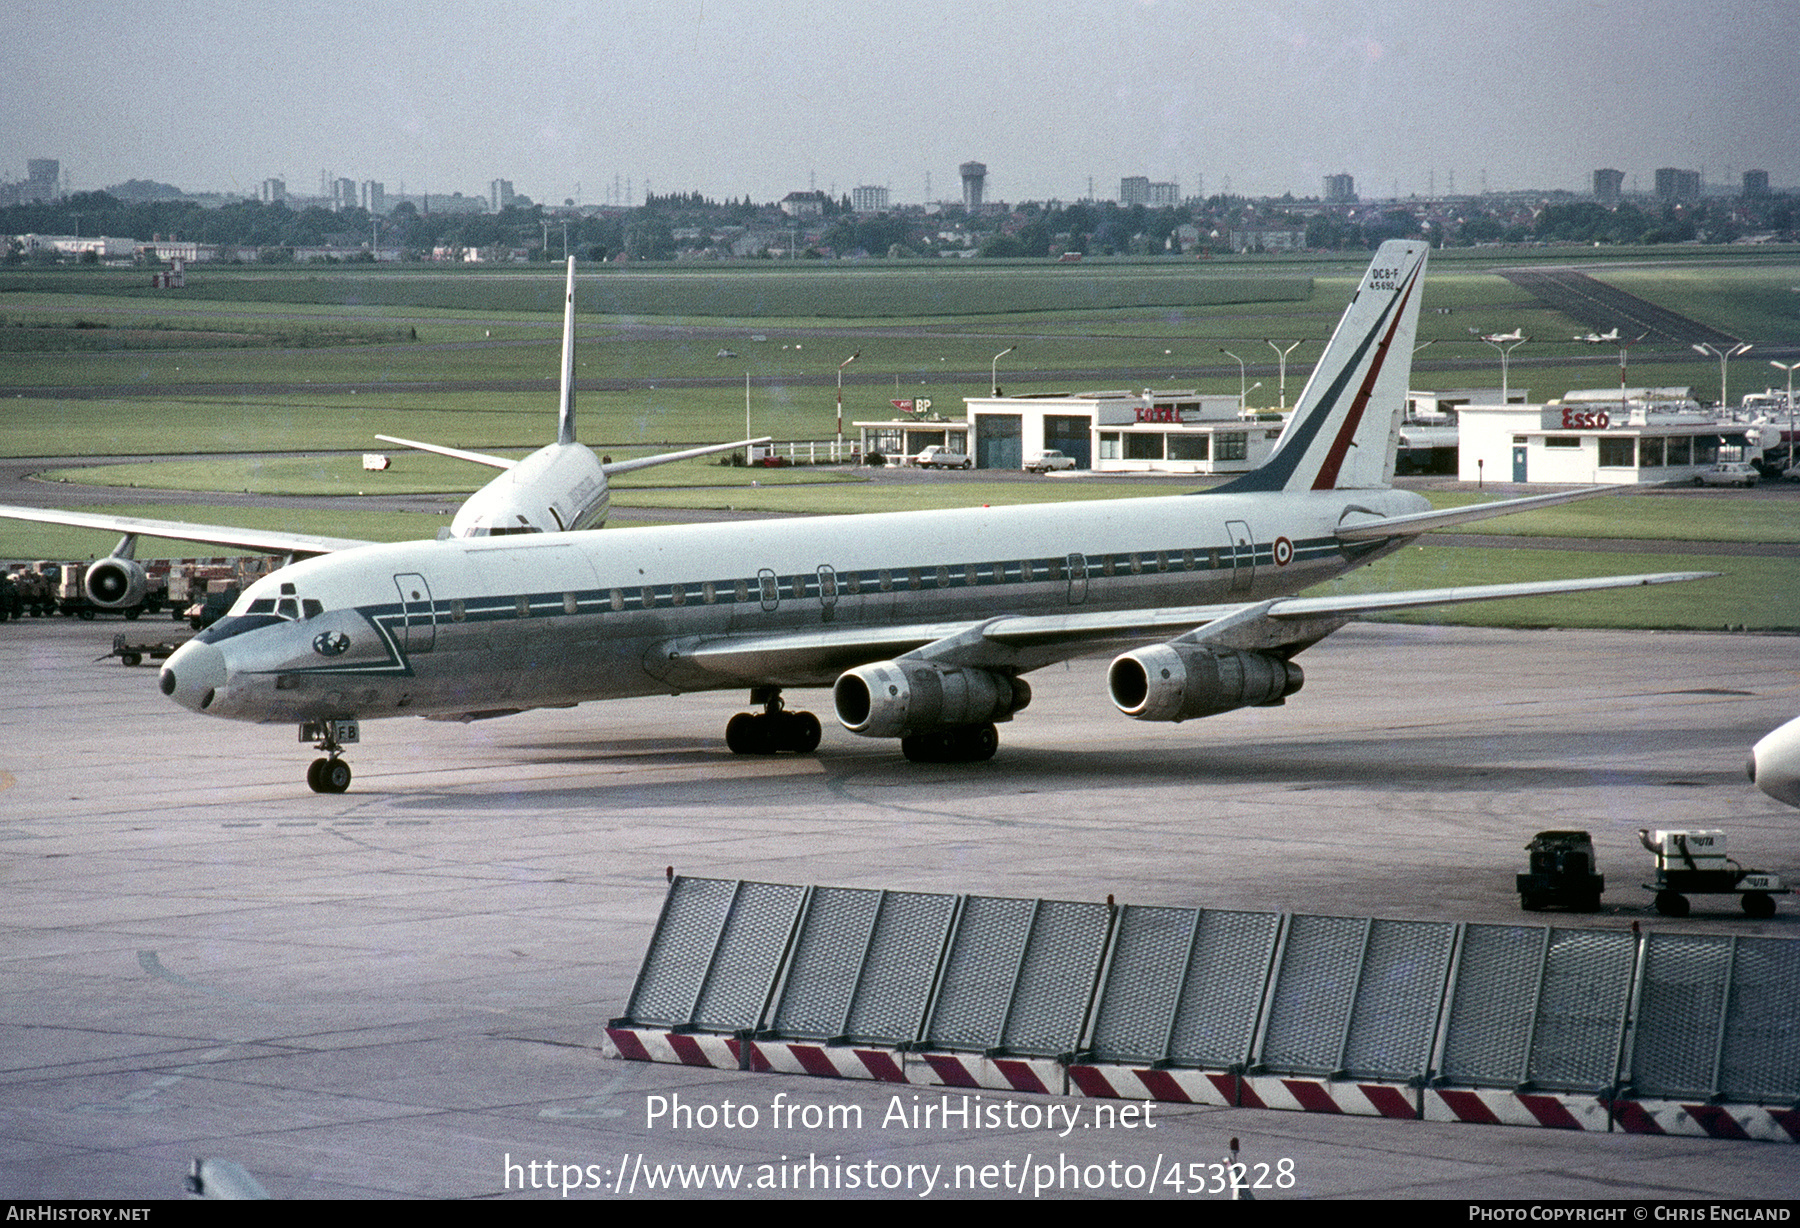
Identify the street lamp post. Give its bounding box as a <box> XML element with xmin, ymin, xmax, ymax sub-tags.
<box><xmin>1264</xmin><ymin>339</ymin><xmax>1303</xmax><ymax>410</ymax></box>
<box><xmin>1220</xmin><ymin>349</ymin><xmax>1248</xmax><ymax>409</ymax></box>
<box><xmin>1692</xmin><ymin>342</ymin><xmax>1752</xmax><ymax>411</ymax></box>
<box><xmin>1772</xmin><ymin>360</ymin><xmax>1799</xmax><ymax>471</ymax></box>
<box><xmin>1480</xmin><ymin>334</ymin><xmax>1528</xmax><ymax>404</ymax></box>
<box><xmin>991</xmin><ymin>346</ymin><xmax>1016</xmax><ymax>396</ymax></box>
<box><xmin>836</xmin><ymin>351</ymin><xmax>859</xmax><ymax>457</ymax></box>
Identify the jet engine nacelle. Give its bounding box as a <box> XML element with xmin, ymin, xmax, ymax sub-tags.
<box><xmin>1748</xmin><ymin>715</ymin><xmax>1800</xmax><ymax>809</ymax></box>
<box><xmin>834</xmin><ymin>660</ymin><xmax>1031</xmax><ymax>738</ymax></box>
<box><xmin>1108</xmin><ymin>644</ymin><xmax>1303</xmax><ymax>722</ymax></box>
<box><xmin>84</xmin><ymin>557</ymin><xmax>148</xmax><ymax>609</ymax></box>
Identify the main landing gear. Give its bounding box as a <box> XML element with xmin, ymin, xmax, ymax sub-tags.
<box><xmin>725</xmin><ymin>687</ymin><xmax>822</xmax><ymax>755</ymax></box>
<box><xmin>901</xmin><ymin>722</ymin><xmax>999</xmax><ymax>764</ymax></box>
<box><xmin>301</xmin><ymin>719</ymin><xmax>359</xmax><ymax>794</ymax></box>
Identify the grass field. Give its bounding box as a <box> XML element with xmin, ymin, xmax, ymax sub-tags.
<box><xmin>5</xmin><ymin>248</ymin><xmax>1797</xmax><ymax>631</ymax></box>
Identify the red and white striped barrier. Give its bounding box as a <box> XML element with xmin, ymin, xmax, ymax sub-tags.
<box><xmin>1608</xmin><ymin>1098</ymin><xmax>1800</xmax><ymax>1143</ymax></box>
<box><xmin>605</xmin><ymin>1030</ymin><xmax>1796</xmax><ymax>1143</ymax></box>
<box><xmin>1067</xmin><ymin>1064</ymin><xmax>1234</xmax><ymax>1106</ymax></box>
<box><xmin>743</xmin><ymin>1040</ymin><xmax>913</xmax><ymax>1083</ymax></box>
<box><xmin>1425</xmin><ymin>1087</ymin><xmax>1615</xmax><ymax>1132</ymax></box>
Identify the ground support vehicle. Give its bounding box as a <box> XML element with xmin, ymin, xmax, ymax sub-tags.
<box><xmin>1515</xmin><ymin>829</ymin><xmax>1604</xmax><ymax>911</ymax></box>
<box><xmin>1638</xmin><ymin>829</ymin><xmax>1789</xmax><ymax>918</ymax></box>
<box><xmin>108</xmin><ymin>632</ymin><xmax>190</xmax><ymax>668</ymax></box>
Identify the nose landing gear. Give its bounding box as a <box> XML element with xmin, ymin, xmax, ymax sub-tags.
<box><xmin>301</xmin><ymin>719</ymin><xmax>360</xmax><ymax>794</ymax></box>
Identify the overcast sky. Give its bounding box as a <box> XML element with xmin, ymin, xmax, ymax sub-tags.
<box><xmin>8</xmin><ymin>0</ymin><xmax>1797</xmax><ymax>205</ymax></box>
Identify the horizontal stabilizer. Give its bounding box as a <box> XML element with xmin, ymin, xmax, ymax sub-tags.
<box><xmin>1335</xmin><ymin>486</ymin><xmax>1620</xmax><ymax>541</ymax></box>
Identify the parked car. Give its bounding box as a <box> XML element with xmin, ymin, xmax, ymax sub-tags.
<box><xmin>1024</xmin><ymin>450</ymin><xmax>1077</xmax><ymax>474</ymax></box>
<box><xmin>914</xmin><ymin>445</ymin><xmax>971</xmax><ymax>470</ymax></box>
<box><xmin>1695</xmin><ymin>461</ymin><xmax>1759</xmax><ymax>487</ymax></box>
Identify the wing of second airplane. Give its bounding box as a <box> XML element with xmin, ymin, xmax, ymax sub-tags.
<box><xmin>668</xmin><ymin>569</ymin><xmax>1715</xmax><ymax>686</ymax></box>
<box><xmin>0</xmin><ymin>504</ymin><xmax>371</xmax><ymax>556</ymax></box>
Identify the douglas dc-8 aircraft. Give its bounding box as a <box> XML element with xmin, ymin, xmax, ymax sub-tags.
<box><xmin>5</xmin><ymin>243</ymin><xmax>1708</xmax><ymax>792</ymax></box>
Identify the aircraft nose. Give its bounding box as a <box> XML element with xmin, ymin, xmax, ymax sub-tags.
<box><xmin>161</xmin><ymin>640</ymin><xmax>229</xmax><ymax>714</ymax></box>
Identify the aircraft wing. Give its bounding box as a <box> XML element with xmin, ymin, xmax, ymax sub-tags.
<box><xmin>374</xmin><ymin>436</ymin><xmax>518</xmax><ymax>469</ymax></box>
<box><xmin>0</xmin><ymin>504</ymin><xmax>371</xmax><ymax>556</ymax></box>
<box><xmin>1333</xmin><ymin>486</ymin><xmax>1619</xmax><ymax>541</ymax></box>
<box><xmin>672</xmin><ymin>570</ymin><xmax>1716</xmax><ymax>685</ymax></box>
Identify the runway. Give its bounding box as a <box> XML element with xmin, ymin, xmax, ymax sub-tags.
<box><xmin>3</xmin><ymin>613</ymin><xmax>1796</xmax><ymax>1199</ymax></box>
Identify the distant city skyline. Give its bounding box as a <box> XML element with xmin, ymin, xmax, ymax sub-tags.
<box><xmin>6</xmin><ymin>0</ymin><xmax>1796</xmax><ymax>207</ymax></box>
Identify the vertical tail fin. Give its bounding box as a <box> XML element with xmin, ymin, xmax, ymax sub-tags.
<box><xmin>557</xmin><ymin>256</ymin><xmax>577</xmax><ymax>446</ymax></box>
<box><xmin>1212</xmin><ymin>240</ymin><xmax>1428</xmax><ymax>493</ymax></box>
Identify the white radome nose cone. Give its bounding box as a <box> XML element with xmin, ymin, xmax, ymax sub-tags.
<box><xmin>161</xmin><ymin>640</ymin><xmax>229</xmax><ymax>714</ymax></box>
<box><xmin>1749</xmin><ymin>716</ymin><xmax>1800</xmax><ymax>809</ymax></box>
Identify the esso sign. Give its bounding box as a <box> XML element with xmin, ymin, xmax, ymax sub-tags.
<box><xmin>1560</xmin><ymin>407</ymin><xmax>1612</xmax><ymax>429</ymax></box>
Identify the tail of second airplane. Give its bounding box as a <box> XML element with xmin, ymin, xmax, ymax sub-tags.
<box><xmin>376</xmin><ymin>256</ymin><xmax>766</xmax><ymax>536</ymax></box>
<box><xmin>1212</xmin><ymin>239</ymin><xmax>1428</xmax><ymax>494</ymax></box>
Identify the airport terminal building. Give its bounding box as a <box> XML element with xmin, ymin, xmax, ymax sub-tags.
<box><xmin>1458</xmin><ymin>393</ymin><xmax>1757</xmax><ymax>485</ymax></box>
<box><xmin>960</xmin><ymin>390</ymin><xmax>1281</xmax><ymax>473</ymax></box>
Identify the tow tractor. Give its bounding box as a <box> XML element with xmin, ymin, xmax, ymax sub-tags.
<box><xmin>1637</xmin><ymin>829</ymin><xmax>1790</xmax><ymax>919</ymax></box>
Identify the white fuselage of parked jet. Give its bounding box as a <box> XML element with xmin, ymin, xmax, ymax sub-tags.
<box><xmin>164</xmin><ymin>486</ymin><xmax>1426</xmax><ymax>725</ymax></box>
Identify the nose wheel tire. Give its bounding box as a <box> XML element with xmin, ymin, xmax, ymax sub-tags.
<box><xmin>307</xmin><ymin>757</ymin><xmax>353</xmax><ymax>794</ymax></box>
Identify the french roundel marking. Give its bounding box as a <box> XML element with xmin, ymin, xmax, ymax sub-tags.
<box><xmin>1273</xmin><ymin>536</ymin><xmax>1293</xmax><ymax>567</ymax></box>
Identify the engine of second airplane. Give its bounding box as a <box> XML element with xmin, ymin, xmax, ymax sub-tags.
<box><xmin>83</xmin><ymin>558</ymin><xmax>148</xmax><ymax>609</ymax></box>
<box><xmin>834</xmin><ymin>660</ymin><xmax>1031</xmax><ymax>738</ymax></box>
<box><xmin>1108</xmin><ymin>644</ymin><xmax>1303</xmax><ymax>723</ymax></box>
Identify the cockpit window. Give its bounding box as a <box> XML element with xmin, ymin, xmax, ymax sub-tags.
<box><xmin>238</xmin><ymin>595</ymin><xmax>323</xmax><ymax>623</ymax></box>
<box><xmin>195</xmin><ymin>614</ymin><xmax>285</xmax><ymax>644</ymax></box>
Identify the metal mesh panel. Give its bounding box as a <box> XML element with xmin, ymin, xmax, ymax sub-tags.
<box><xmin>1257</xmin><ymin>914</ymin><xmax>1369</xmax><ymax>1075</ymax></box>
<box><xmin>1528</xmin><ymin>927</ymin><xmax>1634</xmax><ymax>1092</ymax></box>
<box><xmin>1441</xmin><ymin>924</ymin><xmax>1544</xmax><ymax>1087</ymax></box>
<box><xmin>1341</xmin><ymin>919</ymin><xmax>1457</xmax><ymax>1081</ymax></box>
<box><xmin>1089</xmin><ymin>906</ymin><xmax>1198</xmax><ymax>1064</ymax></box>
<box><xmin>1000</xmin><ymin>899</ymin><xmax>1112</xmax><ymax>1057</ymax></box>
<box><xmin>625</xmin><ymin>877</ymin><xmax>739</xmax><ymax>1026</ymax></box>
<box><xmin>1720</xmin><ymin>937</ymin><xmax>1800</xmax><ymax>1103</ymax></box>
<box><xmin>690</xmin><ymin>880</ymin><xmax>806</xmax><ymax>1033</ymax></box>
<box><xmin>1166</xmin><ymin>909</ymin><xmax>1281</xmax><ymax>1069</ymax></box>
<box><xmin>926</xmin><ymin>895</ymin><xmax>1036</xmax><ymax>1051</ymax></box>
<box><xmin>768</xmin><ymin>886</ymin><xmax>883</xmax><ymax>1040</ymax></box>
<box><xmin>1632</xmin><ymin>932</ymin><xmax>1731</xmax><ymax>1098</ymax></box>
<box><xmin>842</xmin><ymin>890</ymin><xmax>957</xmax><ymax>1045</ymax></box>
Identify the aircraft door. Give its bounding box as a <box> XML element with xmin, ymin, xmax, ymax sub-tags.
<box><xmin>1225</xmin><ymin>521</ymin><xmax>1255</xmax><ymax>594</ymax></box>
<box><xmin>393</xmin><ymin>572</ymin><xmax>436</xmax><ymax>653</ymax></box>
<box><xmin>817</xmin><ymin>566</ymin><xmax>838</xmax><ymax>620</ymax></box>
<box><xmin>1066</xmin><ymin>552</ymin><xmax>1088</xmax><ymax>605</ymax></box>
<box><xmin>757</xmin><ymin>568</ymin><xmax>780</xmax><ymax>613</ymax></box>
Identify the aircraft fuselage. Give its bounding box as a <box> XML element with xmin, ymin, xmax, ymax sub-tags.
<box><xmin>163</xmin><ymin>488</ymin><xmax>1428</xmax><ymax>726</ymax></box>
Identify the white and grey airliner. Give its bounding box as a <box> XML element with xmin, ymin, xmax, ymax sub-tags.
<box><xmin>3</xmin><ymin>243</ymin><xmax>1709</xmax><ymax>792</ymax></box>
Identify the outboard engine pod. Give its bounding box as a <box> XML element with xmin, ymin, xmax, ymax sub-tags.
<box><xmin>1109</xmin><ymin>644</ymin><xmax>1302</xmax><ymax>722</ymax></box>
